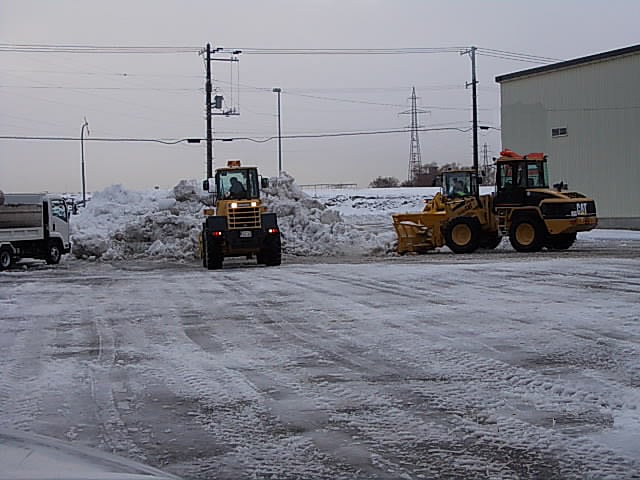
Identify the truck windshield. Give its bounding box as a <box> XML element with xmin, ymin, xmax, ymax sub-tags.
<box><xmin>216</xmin><ymin>169</ymin><xmax>259</xmax><ymax>200</ymax></box>
<box><xmin>50</xmin><ymin>198</ymin><xmax>68</xmax><ymax>222</ymax></box>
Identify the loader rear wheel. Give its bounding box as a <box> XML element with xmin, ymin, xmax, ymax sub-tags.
<box><xmin>201</xmin><ymin>231</ymin><xmax>207</xmax><ymax>267</ymax></box>
<box><xmin>204</xmin><ymin>235</ymin><xmax>223</xmax><ymax>270</ymax></box>
<box><xmin>509</xmin><ymin>216</ymin><xmax>545</xmax><ymax>252</ymax></box>
<box><xmin>261</xmin><ymin>235</ymin><xmax>282</xmax><ymax>266</ymax></box>
<box><xmin>0</xmin><ymin>248</ymin><xmax>13</xmax><ymax>270</ymax></box>
<box><xmin>546</xmin><ymin>232</ymin><xmax>577</xmax><ymax>250</ymax></box>
<box><xmin>46</xmin><ymin>242</ymin><xmax>62</xmax><ymax>265</ymax></box>
<box><xmin>444</xmin><ymin>217</ymin><xmax>480</xmax><ymax>254</ymax></box>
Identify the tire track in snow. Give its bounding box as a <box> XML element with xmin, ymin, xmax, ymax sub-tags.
<box><xmin>0</xmin><ymin>313</ymin><xmax>54</xmax><ymax>431</ymax></box>
<box><xmin>249</xmin><ymin>269</ymin><xmax>639</xmax><ymax>478</ymax></box>
<box><xmin>123</xmin><ymin>273</ymin><xmax>347</xmax><ymax>479</ymax></box>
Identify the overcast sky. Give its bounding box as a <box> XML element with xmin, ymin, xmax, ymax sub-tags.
<box><xmin>2</xmin><ymin>0</ymin><xmax>639</xmax><ymax>193</ymax></box>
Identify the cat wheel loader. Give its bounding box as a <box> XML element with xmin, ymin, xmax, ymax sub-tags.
<box><xmin>493</xmin><ymin>149</ymin><xmax>597</xmax><ymax>252</ymax></box>
<box><xmin>392</xmin><ymin>150</ymin><xmax>598</xmax><ymax>254</ymax></box>
<box><xmin>200</xmin><ymin>160</ymin><xmax>281</xmax><ymax>270</ymax></box>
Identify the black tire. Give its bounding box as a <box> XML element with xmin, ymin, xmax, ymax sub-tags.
<box><xmin>444</xmin><ymin>217</ymin><xmax>480</xmax><ymax>254</ymax></box>
<box><xmin>479</xmin><ymin>231</ymin><xmax>502</xmax><ymax>250</ymax></box>
<box><xmin>46</xmin><ymin>242</ymin><xmax>62</xmax><ymax>265</ymax></box>
<box><xmin>201</xmin><ymin>231</ymin><xmax>207</xmax><ymax>267</ymax></box>
<box><xmin>0</xmin><ymin>248</ymin><xmax>13</xmax><ymax>271</ymax></box>
<box><xmin>546</xmin><ymin>232</ymin><xmax>577</xmax><ymax>250</ymax></box>
<box><xmin>509</xmin><ymin>216</ymin><xmax>546</xmax><ymax>252</ymax></box>
<box><xmin>205</xmin><ymin>236</ymin><xmax>223</xmax><ymax>270</ymax></box>
<box><xmin>261</xmin><ymin>235</ymin><xmax>282</xmax><ymax>266</ymax></box>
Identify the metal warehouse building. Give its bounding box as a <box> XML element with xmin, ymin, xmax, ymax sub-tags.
<box><xmin>495</xmin><ymin>44</ymin><xmax>640</xmax><ymax>229</ymax></box>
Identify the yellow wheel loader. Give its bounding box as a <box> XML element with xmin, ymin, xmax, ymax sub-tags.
<box><xmin>392</xmin><ymin>170</ymin><xmax>498</xmax><ymax>254</ymax></box>
<box><xmin>201</xmin><ymin>160</ymin><xmax>281</xmax><ymax>270</ymax></box>
<box><xmin>493</xmin><ymin>150</ymin><xmax>597</xmax><ymax>252</ymax></box>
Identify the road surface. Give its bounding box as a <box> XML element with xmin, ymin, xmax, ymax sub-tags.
<box><xmin>1</xmin><ymin>241</ymin><xmax>639</xmax><ymax>479</ymax></box>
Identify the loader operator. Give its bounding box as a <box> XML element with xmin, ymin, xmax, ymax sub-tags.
<box><xmin>228</xmin><ymin>177</ymin><xmax>247</xmax><ymax>199</ymax></box>
<box><xmin>450</xmin><ymin>179</ymin><xmax>468</xmax><ymax>197</ymax></box>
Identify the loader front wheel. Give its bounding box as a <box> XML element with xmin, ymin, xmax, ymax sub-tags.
<box><xmin>479</xmin><ymin>231</ymin><xmax>502</xmax><ymax>250</ymax></box>
<box><xmin>444</xmin><ymin>217</ymin><xmax>480</xmax><ymax>254</ymax></box>
<box><xmin>509</xmin><ymin>216</ymin><xmax>545</xmax><ymax>252</ymax></box>
<box><xmin>546</xmin><ymin>232</ymin><xmax>577</xmax><ymax>250</ymax></box>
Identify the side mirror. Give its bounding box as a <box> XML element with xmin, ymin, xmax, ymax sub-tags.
<box><xmin>202</xmin><ymin>179</ymin><xmax>210</xmax><ymax>191</ymax></box>
<box><xmin>261</xmin><ymin>178</ymin><xmax>270</xmax><ymax>189</ymax></box>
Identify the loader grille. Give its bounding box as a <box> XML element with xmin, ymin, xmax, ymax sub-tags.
<box><xmin>228</xmin><ymin>204</ymin><xmax>261</xmax><ymax>229</ymax></box>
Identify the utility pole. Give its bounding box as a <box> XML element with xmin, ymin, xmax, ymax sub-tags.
<box><xmin>462</xmin><ymin>46</ymin><xmax>479</xmax><ymax>192</ymax></box>
<box><xmin>205</xmin><ymin>43</ymin><xmax>213</xmax><ymax>180</ymax></box>
<box><xmin>80</xmin><ymin>118</ymin><xmax>89</xmax><ymax>205</ymax></box>
<box><xmin>272</xmin><ymin>88</ymin><xmax>283</xmax><ymax>174</ymax></box>
<box><xmin>199</xmin><ymin>44</ymin><xmax>241</xmax><ymax>181</ymax></box>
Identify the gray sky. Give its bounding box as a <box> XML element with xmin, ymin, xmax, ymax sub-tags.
<box><xmin>2</xmin><ymin>0</ymin><xmax>639</xmax><ymax>193</ymax></box>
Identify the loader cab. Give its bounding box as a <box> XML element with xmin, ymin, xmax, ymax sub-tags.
<box><xmin>216</xmin><ymin>167</ymin><xmax>259</xmax><ymax>201</ymax></box>
<box><xmin>495</xmin><ymin>155</ymin><xmax>549</xmax><ymax>205</ymax></box>
<box><xmin>442</xmin><ymin>170</ymin><xmax>478</xmax><ymax>199</ymax></box>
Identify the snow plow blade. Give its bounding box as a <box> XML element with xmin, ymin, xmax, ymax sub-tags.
<box><xmin>392</xmin><ymin>212</ymin><xmax>445</xmax><ymax>254</ymax></box>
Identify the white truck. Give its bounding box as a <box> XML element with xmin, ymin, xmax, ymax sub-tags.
<box><xmin>0</xmin><ymin>192</ymin><xmax>71</xmax><ymax>270</ymax></box>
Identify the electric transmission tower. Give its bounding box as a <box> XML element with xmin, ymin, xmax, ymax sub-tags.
<box><xmin>400</xmin><ymin>87</ymin><xmax>428</xmax><ymax>184</ymax></box>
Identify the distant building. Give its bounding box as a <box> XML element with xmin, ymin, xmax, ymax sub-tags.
<box><xmin>496</xmin><ymin>44</ymin><xmax>640</xmax><ymax>229</ymax></box>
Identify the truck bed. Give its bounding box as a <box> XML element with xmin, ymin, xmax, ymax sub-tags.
<box><xmin>0</xmin><ymin>227</ymin><xmax>45</xmax><ymax>242</ymax></box>
<box><xmin>0</xmin><ymin>204</ymin><xmax>43</xmax><ymax>229</ymax></box>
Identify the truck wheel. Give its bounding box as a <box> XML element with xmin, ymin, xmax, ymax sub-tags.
<box><xmin>444</xmin><ymin>217</ymin><xmax>480</xmax><ymax>254</ymax></box>
<box><xmin>0</xmin><ymin>248</ymin><xmax>13</xmax><ymax>270</ymax></box>
<box><xmin>509</xmin><ymin>216</ymin><xmax>545</xmax><ymax>252</ymax></box>
<box><xmin>206</xmin><ymin>237</ymin><xmax>223</xmax><ymax>270</ymax></box>
<box><xmin>262</xmin><ymin>235</ymin><xmax>282</xmax><ymax>266</ymax></box>
<box><xmin>546</xmin><ymin>233</ymin><xmax>577</xmax><ymax>250</ymax></box>
<box><xmin>46</xmin><ymin>242</ymin><xmax>62</xmax><ymax>265</ymax></box>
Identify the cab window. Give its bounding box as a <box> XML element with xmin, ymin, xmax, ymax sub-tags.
<box><xmin>50</xmin><ymin>199</ymin><xmax>68</xmax><ymax>222</ymax></box>
<box><xmin>498</xmin><ymin>163</ymin><xmax>514</xmax><ymax>189</ymax></box>
<box><xmin>526</xmin><ymin>161</ymin><xmax>548</xmax><ymax>188</ymax></box>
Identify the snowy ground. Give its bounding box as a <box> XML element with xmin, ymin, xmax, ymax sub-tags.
<box><xmin>2</xmin><ymin>181</ymin><xmax>640</xmax><ymax>479</ymax></box>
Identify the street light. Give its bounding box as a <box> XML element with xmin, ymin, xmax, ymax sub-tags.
<box><xmin>80</xmin><ymin>118</ymin><xmax>89</xmax><ymax>206</ymax></box>
<box><xmin>272</xmin><ymin>88</ymin><xmax>282</xmax><ymax>174</ymax></box>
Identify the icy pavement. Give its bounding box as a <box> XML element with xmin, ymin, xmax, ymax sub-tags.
<box><xmin>1</xmin><ymin>247</ymin><xmax>639</xmax><ymax>479</ymax></box>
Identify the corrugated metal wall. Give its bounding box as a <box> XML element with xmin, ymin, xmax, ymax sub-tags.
<box><xmin>499</xmin><ymin>52</ymin><xmax>640</xmax><ymax>227</ymax></box>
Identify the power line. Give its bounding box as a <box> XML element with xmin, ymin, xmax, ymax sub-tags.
<box><xmin>0</xmin><ymin>135</ymin><xmax>195</xmax><ymax>144</ymax></box>
<box><xmin>0</xmin><ymin>126</ymin><xmax>472</xmax><ymax>145</ymax></box>
<box><xmin>0</xmin><ymin>43</ymin><xmax>200</xmax><ymax>54</ymax></box>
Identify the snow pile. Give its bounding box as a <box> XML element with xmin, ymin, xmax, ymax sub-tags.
<box><xmin>70</xmin><ymin>174</ymin><xmax>396</xmax><ymax>262</ymax></box>
<box><xmin>71</xmin><ymin>182</ymin><xmax>205</xmax><ymax>261</ymax></box>
<box><xmin>263</xmin><ymin>172</ymin><xmax>395</xmax><ymax>256</ymax></box>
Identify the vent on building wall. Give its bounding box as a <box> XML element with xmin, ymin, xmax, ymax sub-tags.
<box><xmin>552</xmin><ymin>127</ymin><xmax>568</xmax><ymax>138</ymax></box>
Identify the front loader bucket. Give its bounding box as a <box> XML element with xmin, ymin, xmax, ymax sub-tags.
<box><xmin>392</xmin><ymin>213</ymin><xmax>440</xmax><ymax>254</ymax></box>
